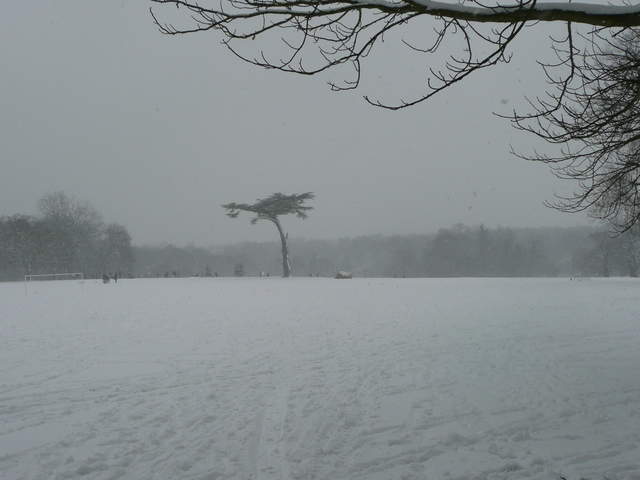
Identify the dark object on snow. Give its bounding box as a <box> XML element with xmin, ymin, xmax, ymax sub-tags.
<box><xmin>102</xmin><ymin>273</ymin><xmax>110</xmax><ymax>284</ymax></box>
<box><xmin>335</xmin><ymin>271</ymin><xmax>352</xmax><ymax>279</ymax></box>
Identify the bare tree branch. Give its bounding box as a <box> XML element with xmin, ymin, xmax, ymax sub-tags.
<box><xmin>150</xmin><ymin>0</ymin><xmax>638</xmax><ymax>109</ymax></box>
<box><xmin>511</xmin><ymin>28</ymin><xmax>640</xmax><ymax>232</ymax></box>
<box><xmin>150</xmin><ymin>0</ymin><xmax>640</xmax><ymax>232</ymax></box>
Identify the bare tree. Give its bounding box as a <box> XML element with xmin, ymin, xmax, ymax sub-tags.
<box><xmin>511</xmin><ymin>29</ymin><xmax>640</xmax><ymax>233</ymax></box>
<box><xmin>222</xmin><ymin>192</ymin><xmax>314</xmax><ymax>277</ymax></box>
<box><xmin>100</xmin><ymin>224</ymin><xmax>135</xmax><ymax>275</ymax></box>
<box><xmin>0</xmin><ymin>215</ymin><xmax>42</xmax><ymax>277</ymax></box>
<box><xmin>38</xmin><ymin>192</ymin><xmax>104</xmax><ymax>272</ymax></box>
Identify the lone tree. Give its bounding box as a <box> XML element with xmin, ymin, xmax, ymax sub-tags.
<box><xmin>222</xmin><ymin>192</ymin><xmax>314</xmax><ymax>277</ymax></box>
<box><xmin>151</xmin><ymin>1</ymin><xmax>640</xmax><ymax>231</ymax></box>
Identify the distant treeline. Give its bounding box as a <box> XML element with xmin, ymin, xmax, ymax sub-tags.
<box><xmin>3</xmin><ymin>194</ymin><xmax>640</xmax><ymax>280</ymax></box>
<box><xmin>0</xmin><ymin>192</ymin><xmax>133</xmax><ymax>281</ymax></box>
<box><xmin>133</xmin><ymin>224</ymin><xmax>640</xmax><ymax>278</ymax></box>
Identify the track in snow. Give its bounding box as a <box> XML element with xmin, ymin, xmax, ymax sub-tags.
<box><xmin>1</xmin><ymin>277</ymin><xmax>640</xmax><ymax>480</ymax></box>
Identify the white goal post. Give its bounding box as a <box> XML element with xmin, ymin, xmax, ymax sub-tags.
<box><xmin>24</xmin><ymin>273</ymin><xmax>84</xmax><ymax>282</ymax></box>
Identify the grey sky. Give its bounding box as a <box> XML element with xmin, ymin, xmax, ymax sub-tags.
<box><xmin>0</xmin><ymin>1</ymin><xmax>589</xmax><ymax>246</ymax></box>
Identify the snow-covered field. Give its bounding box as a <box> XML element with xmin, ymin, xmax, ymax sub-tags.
<box><xmin>1</xmin><ymin>277</ymin><xmax>640</xmax><ymax>480</ymax></box>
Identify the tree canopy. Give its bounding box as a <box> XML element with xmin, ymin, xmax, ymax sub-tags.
<box><xmin>223</xmin><ymin>192</ymin><xmax>315</xmax><ymax>222</ymax></box>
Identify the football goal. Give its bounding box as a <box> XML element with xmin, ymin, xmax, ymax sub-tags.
<box><xmin>24</xmin><ymin>272</ymin><xmax>84</xmax><ymax>282</ymax></box>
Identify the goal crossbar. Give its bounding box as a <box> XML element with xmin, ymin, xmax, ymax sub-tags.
<box><xmin>25</xmin><ymin>273</ymin><xmax>84</xmax><ymax>281</ymax></box>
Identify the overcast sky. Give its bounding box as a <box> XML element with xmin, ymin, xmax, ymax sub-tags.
<box><xmin>0</xmin><ymin>1</ymin><xmax>591</xmax><ymax>246</ymax></box>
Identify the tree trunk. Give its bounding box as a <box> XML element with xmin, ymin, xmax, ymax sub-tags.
<box><xmin>273</xmin><ymin>218</ymin><xmax>291</xmax><ymax>277</ymax></box>
<box><xmin>628</xmin><ymin>255</ymin><xmax>638</xmax><ymax>277</ymax></box>
<box><xmin>602</xmin><ymin>250</ymin><xmax>610</xmax><ymax>277</ymax></box>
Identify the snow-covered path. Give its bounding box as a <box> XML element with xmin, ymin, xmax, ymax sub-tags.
<box><xmin>1</xmin><ymin>278</ymin><xmax>640</xmax><ymax>480</ymax></box>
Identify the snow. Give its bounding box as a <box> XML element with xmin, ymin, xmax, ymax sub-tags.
<box><xmin>272</xmin><ymin>0</ymin><xmax>640</xmax><ymax>20</ymax></box>
<box><xmin>361</xmin><ymin>0</ymin><xmax>640</xmax><ymax>17</ymax></box>
<box><xmin>1</xmin><ymin>277</ymin><xmax>640</xmax><ymax>480</ymax></box>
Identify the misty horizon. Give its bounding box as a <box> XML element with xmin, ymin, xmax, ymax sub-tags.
<box><xmin>2</xmin><ymin>189</ymin><xmax>593</xmax><ymax>248</ymax></box>
<box><xmin>140</xmin><ymin>221</ymin><xmax>596</xmax><ymax>250</ymax></box>
<box><xmin>2</xmin><ymin>2</ymin><xmax>592</xmax><ymax>247</ymax></box>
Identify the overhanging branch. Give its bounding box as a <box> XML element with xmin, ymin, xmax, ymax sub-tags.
<box><xmin>150</xmin><ymin>0</ymin><xmax>640</xmax><ymax>28</ymax></box>
<box><xmin>149</xmin><ymin>0</ymin><xmax>640</xmax><ymax>110</ymax></box>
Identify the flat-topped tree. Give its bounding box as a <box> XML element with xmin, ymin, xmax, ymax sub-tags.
<box><xmin>222</xmin><ymin>193</ymin><xmax>314</xmax><ymax>277</ymax></box>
